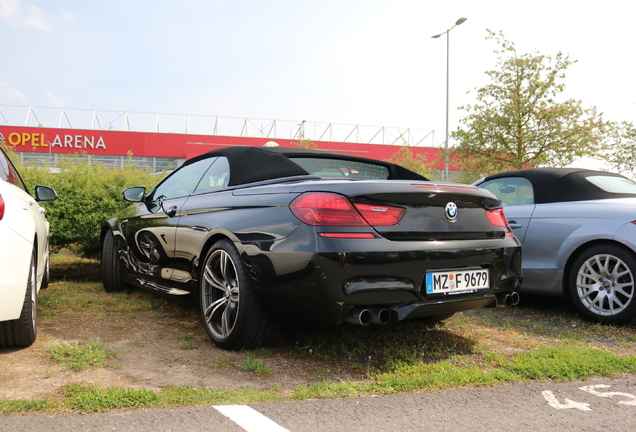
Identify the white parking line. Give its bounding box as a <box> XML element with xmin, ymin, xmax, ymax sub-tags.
<box><xmin>214</xmin><ymin>405</ymin><xmax>290</xmax><ymax>432</ymax></box>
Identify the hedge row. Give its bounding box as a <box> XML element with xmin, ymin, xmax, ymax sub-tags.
<box><xmin>17</xmin><ymin>156</ymin><xmax>164</xmax><ymax>257</ymax></box>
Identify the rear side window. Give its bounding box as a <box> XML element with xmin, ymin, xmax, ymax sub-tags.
<box><xmin>479</xmin><ymin>177</ymin><xmax>534</xmax><ymax>205</ymax></box>
<box><xmin>289</xmin><ymin>157</ymin><xmax>389</xmax><ymax>179</ymax></box>
<box><xmin>585</xmin><ymin>175</ymin><xmax>636</xmax><ymax>194</ymax></box>
<box><xmin>194</xmin><ymin>157</ymin><xmax>230</xmax><ymax>194</ymax></box>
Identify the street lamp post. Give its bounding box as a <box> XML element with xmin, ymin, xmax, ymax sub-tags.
<box><xmin>432</xmin><ymin>17</ymin><xmax>467</xmax><ymax>181</ymax></box>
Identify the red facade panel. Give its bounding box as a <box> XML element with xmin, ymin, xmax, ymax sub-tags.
<box><xmin>0</xmin><ymin>125</ymin><xmax>444</xmax><ymax>169</ymax></box>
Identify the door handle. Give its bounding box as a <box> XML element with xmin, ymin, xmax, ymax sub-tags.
<box><xmin>507</xmin><ymin>220</ymin><xmax>522</xmax><ymax>229</ymax></box>
<box><xmin>165</xmin><ymin>205</ymin><xmax>178</xmax><ymax>217</ymax></box>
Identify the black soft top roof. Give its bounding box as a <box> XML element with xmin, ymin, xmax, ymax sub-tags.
<box><xmin>482</xmin><ymin>167</ymin><xmax>636</xmax><ymax>204</ymax></box>
<box><xmin>186</xmin><ymin>146</ymin><xmax>428</xmax><ymax>186</ymax></box>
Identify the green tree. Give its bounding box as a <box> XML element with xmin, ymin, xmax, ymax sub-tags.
<box><xmin>386</xmin><ymin>145</ymin><xmax>442</xmax><ymax>180</ymax></box>
<box><xmin>291</xmin><ymin>132</ymin><xmax>318</xmax><ymax>149</ymax></box>
<box><xmin>451</xmin><ymin>30</ymin><xmax>606</xmax><ymax>180</ymax></box>
<box><xmin>603</xmin><ymin>121</ymin><xmax>636</xmax><ymax>176</ymax></box>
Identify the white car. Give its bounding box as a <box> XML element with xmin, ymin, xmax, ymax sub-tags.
<box><xmin>0</xmin><ymin>148</ymin><xmax>57</xmax><ymax>348</ymax></box>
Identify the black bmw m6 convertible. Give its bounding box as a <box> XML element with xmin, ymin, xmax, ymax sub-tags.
<box><xmin>101</xmin><ymin>146</ymin><xmax>522</xmax><ymax>349</ymax></box>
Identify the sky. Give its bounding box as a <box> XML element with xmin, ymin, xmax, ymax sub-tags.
<box><xmin>1</xmin><ymin>0</ymin><xmax>635</xmax><ymax>166</ymax></box>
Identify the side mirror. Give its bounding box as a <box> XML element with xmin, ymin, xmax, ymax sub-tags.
<box><xmin>35</xmin><ymin>185</ymin><xmax>58</xmax><ymax>202</ymax></box>
<box><xmin>122</xmin><ymin>186</ymin><xmax>146</xmax><ymax>202</ymax></box>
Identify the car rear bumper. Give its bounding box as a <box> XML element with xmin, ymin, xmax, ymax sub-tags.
<box><xmin>244</xmin><ymin>236</ymin><xmax>522</xmax><ymax>326</ymax></box>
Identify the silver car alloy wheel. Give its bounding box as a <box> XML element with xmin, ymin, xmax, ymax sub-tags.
<box><xmin>575</xmin><ymin>253</ymin><xmax>635</xmax><ymax>317</ymax></box>
<box><xmin>201</xmin><ymin>249</ymin><xmax>240</xmax><ymax>341</ymax></box>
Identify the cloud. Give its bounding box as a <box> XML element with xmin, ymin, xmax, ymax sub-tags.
<box><xmin>0</xmin><ymin>0</ymin><xmax>19</xmax><ymax>20</ymax></box>
<box><xmin>45</xmin><ymin>92</ymin><xmax>66</xmax><ymax>107</ymax></box>
<box><xmin>60</xmin><ymin>9</ymin><xmax>74</xmax><ymax>21</ymax></box>
<box><xmin>0</xmin><ymin>81</ymin><xmax>26</xmax><ymax>101</ymax></box>
<box><xmin>0</xmin><ymin>1</ymin><xmax>51</xmax><ymax>30</ymax></box>
<box><xmin>23</xmin><ymin>6</ymin><xmax>50</xmax><ymax>30</ymax></box>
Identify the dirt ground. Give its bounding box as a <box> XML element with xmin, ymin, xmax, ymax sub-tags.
<box><xmin>4</xmin><ymin>256</ymin><xmax>633</xmax><ymax>402</ymax></box>
<box><xmin>0</xmin><ymin>295</ymin><xmax>366</xmax><ymax>400</ymax></box>
<box><xmin>0</xmin><ymin>253</ymin><xmax>363</xmax><ymax>400</ymax></box>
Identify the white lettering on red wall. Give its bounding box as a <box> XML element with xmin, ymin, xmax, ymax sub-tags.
<box><xmin>52</xmin><ymin>134</ymin><xmax>106</xmax><ymax>149</ymax></box>
<box><xmin>2</xmin><ymin>131</ymin><xmax>106</xmax><ymax>150</ymax></box>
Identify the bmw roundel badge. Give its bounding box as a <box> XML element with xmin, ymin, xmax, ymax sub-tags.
<box><xmin>445</xmin><ymin>202</ymin><xmax>458</xmax><ymax>222</ymax></box>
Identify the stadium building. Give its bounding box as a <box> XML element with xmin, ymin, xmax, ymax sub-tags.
<box><xmin>0</xmin><ymin>105</ymin><xmax>450</xmax><ymax>175</ymax></box>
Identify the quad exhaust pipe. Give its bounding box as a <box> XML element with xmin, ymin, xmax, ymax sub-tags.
<box><xmin>345</xmin><ymin>307</ymin><xmax>392</xmax><ymax>325</ymax></box>
<box><xmin>346</xmin><ymin>293</ymin><xmax>520</xmax><ymax>324</ymax></box>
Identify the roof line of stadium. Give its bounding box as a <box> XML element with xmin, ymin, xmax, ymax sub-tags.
<box><xmin>0</xmin><ymin>104</ymin><xmax>444</xmax><ymax>148</ymax></box>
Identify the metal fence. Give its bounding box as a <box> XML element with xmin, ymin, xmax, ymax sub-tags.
<box><xmin>0</xmin><ymin>105</ymin><xmax>443</xmax><ymax>148</ymax></box>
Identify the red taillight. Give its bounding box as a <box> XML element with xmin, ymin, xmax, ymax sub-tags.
<box><xmin>486</xmin><ymin>208</ymin><xmax>509</xmax><ymax>228</ymax></box>
<box><xmin>290</xmin><ymin>192</ymin><xmax>404</xmax><ymax>227</ymax></box>
<box><xmin>353</xmin><ymin>203</ymin><xmax>405</xmax><ymax>226</ymax></box>
<box><xmin>0</xmin><ymin>194</ymin><xmax>4</xmax><ymax>220</ymax></box>
<box><xmin>290</xmin><ymin>193</ymin><xmax>368</xmax><ymax>226</ymax></box>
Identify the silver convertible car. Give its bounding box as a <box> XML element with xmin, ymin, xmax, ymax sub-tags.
<box><xmin>476</xmin><ymin>168</ymin><xmax>636</xmax><ymax>325</ymax></box>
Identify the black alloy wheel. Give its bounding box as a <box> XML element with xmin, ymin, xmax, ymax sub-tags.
<box><xmin>569</xmin><ymin>244</ymin><xmax>636</xmax><ymax>325</ymax></box>
<box><xmin>199</xmin><ymin>239</ymin><xmax>277</xmax><ymax>350</ymax></box>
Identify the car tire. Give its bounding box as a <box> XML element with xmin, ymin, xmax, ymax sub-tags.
<box><xmin>569</xmin><ymin>244</ymin><xmax>636</xmax><ymax>325</ymax></box>
<box><xmin>200</xmin><ymin>239</ymin><xmax>278</xmax><ymax>350</ymax></box>
<box><xmin>0</xmin><ymin>248</ymin><xmax>38</xmax><ymax>348</ymax></box>
<box><xmin>101</xmin><ymin>230</ymin><xmax>127</xmax><ymax>293</ymax></box>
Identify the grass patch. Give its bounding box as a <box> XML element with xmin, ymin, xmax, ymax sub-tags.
<box><xmin>4</xmin><ymin>346</ymin><xmax>633</xmax><ymax>414</ymax></box>
<box><xmin>503</xmin><ymin>346</ymin><xmax>636</xmax><ymax>380</ymax></box>
<box><xmin>61</xmin><ymin>383</ymin><xmax>159</xmax><ymax>413</ymax></box>
<box><xmin>278</xmin><ymin>320</ymin><xmax>475</xmax><ymax>368</ymax></box>
<box><xmin>241</xmin><ymin>355</ymin><xmax>272</xmax><ymax>376</ymax></box>
<box><xmin>0</xmin><ymin>399</ymin><xmax>59</xmax><ymax>415</ymax></box>
<box><xmin>177</xmin><ymin>335</ymin><xmax>197</xmax><ymax>350</ymax></box>
<box><xmin>39</xmin><ymin>280</ymin><xmax>183</xmax><ymax>322</ymax></box>
<box><xmin>49</xmin><ymin>254</ymin><xmax>101</xmax><ymax>282</ymax></box>
<box><xmin>374</xmin><ymin>346</ymin><xmax>636</xmax><ymax>393</ymax></box>
<box><xmin>48</xmin><ymin>339</ymin><xmax>117</xmax><ymax>371</ymax></box>
<box><xmin>215</xmin><ymin>358</ymin><xmax>236</xmax><ymax>368</ymax></box>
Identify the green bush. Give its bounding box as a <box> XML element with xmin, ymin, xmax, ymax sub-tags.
<box><xmin>18</xmin><ymin>156</ymin><xmax>163</xmax><ymax>257</ymax></box>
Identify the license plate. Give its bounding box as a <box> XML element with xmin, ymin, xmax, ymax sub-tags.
<box><xmin>425</xmin><ymin>268</ymin><xmax>490</xmax><ymax>295</ymax></box>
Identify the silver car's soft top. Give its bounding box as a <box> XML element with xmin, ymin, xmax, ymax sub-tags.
<box><xmin>479</xmin><ymin>168</ymin><xmax>636</xmax><ymax>204</ymax></box>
